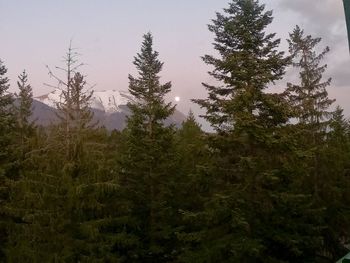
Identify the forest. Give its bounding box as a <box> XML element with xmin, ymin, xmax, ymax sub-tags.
<box><xmin>1</xmin><ymin>0</ymin><xmax>350</xmax><ymax>262</ymax></box>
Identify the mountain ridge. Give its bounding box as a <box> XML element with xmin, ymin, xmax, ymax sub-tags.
<box><xmin>31</xmin><ymin>89</ymin><xmax>186</xmax><ymax>130</ymax></box>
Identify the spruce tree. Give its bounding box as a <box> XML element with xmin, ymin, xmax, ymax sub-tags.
<box><xmin>174</xmin><ymin>111</ymin><xmax>214</xmax><ymax>261</ymax></box>
<box><xmin>3</xmin><ymin>71</ymin><xmax>35</xmax><ymax>262</ymax></box>
<box><xmin>328</xmin><ymin>106</ymin><xmax>349</xmax><ymax>146</ymax></box>
<box><xmin>285</xmin><ymin>26</ymin><xmax>334</xmax><ymax>200</ymax></box>
<box><xmin>282</xmin><ymin>26</ymin><xmax>343</xmax><ymax>262</ymax></box>
<box><xmin>0</xmin><ymin>60</ymin><xmax>13</xmax><ymax>177</ymax></box>
<box><xmin>0</xmin><ymin>60</ymin><xmax>14</xmax><ymax>262</ymax></box>
<box><xmin>176</xmin><ymin>110</ymin><xmax>205</xmax><ymax>175</ymax></box>
<box><xmin>54</xmin><ymin>71</ymin><xmax>95</xmax><ymax>173</ymax></box>
<box><xmin>6</xmin><ymin>47</ymin><xmax>119</xmax><ymax>262</ymax></box>
<box><xmin>174</xmin><ymin>110</ymin><xmax>207</xmax><ymax>215</ymax></box>
<box><xmin>14</xmin><ymin>70</ymin><xmax>35</xmax><ymax>163</ymax></box>
<box><xmin>181</xmin><ymin>1</ymin><xmax>324</xmax><ymax>261</ymax></box>
<box><xmin>195</xmin><ymin>0</ymin><xmax>289</xmax><ymax>132</ymax></box>
<box><xmin>116</xmin><ymin>32</ymin><xmax>178</xmax><ymax>261</ymax></box>
<box><xmin>286</xmin><ymin>25</ymin><xmax>334</xmax><ymax>127</ymax></box>
<box><xmin>16</xmin><ymin>71</ymin><xmax>34</xmax><ymax>132</ymax></box>
<box><xmin>285</xmin><ymin>27</ymin><xmax>334</xmax><ymax>197</ymax></box>
<box><xmin>317</xmin><ymin>106</ymin><xmax>350</xmax><ymax>260</ymax></box>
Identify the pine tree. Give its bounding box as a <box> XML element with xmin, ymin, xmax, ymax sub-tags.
<box><xmin>3</xmin><ymin>71</ymin><xmax>36</xmax><ymax>262</ymax></box>
<box><xmin>14</xmin><ymin>70</ymin><xmax>35</xmax><ymax>163</ymax></box>
<box><xmin>181</xmin><ymin>1</ymin><xmax>324</xmax><ymax>261</ymax></box>
<box><xmin>16</xmin><ymin>71</ymin><xmax>34</xmax><ymax>133</ymax></box>
<box><xmin>317</xmin><ymin>106</ymin><xmax>350</xmax><ymax>260</ymax></box>
<box><xmin>6</xmin><ymin>47</ymin><xmax>119</xmax><ymax>262</ymax></box>
<box><xmin>286</xmin><ymin>25</ymin><xmax>334</xmax><ymax>127</ymax></box>
<box><xmin>0</xmin><ymin>60</ymin><xmax>14</xmax><ymax>261</ymax></box>
<box><xmin>285</xmin><ymin>27</ymin><xmax>334</xmax><ymax>198</ymax></box>
<box><xmin>49</xmin><ymin>50</ymin><xmax>120</xmax><ymax>262</ymax></box>
<box><xmin>54</xmin><ymin>71</ymin><xmax>95</xmax><ymax>173</ymax></box>
<box><xmin>174</xmin><ymin>111</ymin><xmax>215</xmax><ymax>261</ymax></box>
<box><xmin>176</xmin><ymin>110</ymin><xmax>205</xmax><ymax>175</ymax></box>
<box><xmin>174</xmin><ymin>110</ymin><xmax>207</xmax><ymax>215</ymax></box>
<box><xmin>195</xmin><ymin>0</ymin><xmax>289</xmax><ymax>133</ymax></box>
<box><xmin>284</xmin><ymin>26</ymin><xmax>343</xmax><ymax>261</ymax></box>
<box><xmin>328</xmin><ymin>106</ymin><xmax>349</xmax><ymax>146</ymax></box>
<box><xmin>116</xmin><ymin>32</ymin><xmax>178</xmax><ymax>261</ymax></box>
<box><xmin>286</xmin><ymin>25</ymin><xmax>335</xmax><ymax>219</ymax></box>
<box><xmin>0</xmin><ymin>59</ymin><xmax>13</xmax><ymax>177</ymax></box>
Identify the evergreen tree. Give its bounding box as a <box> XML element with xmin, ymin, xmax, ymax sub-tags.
<box><xmin>6</xmin><ymin>48</ymin><xmax>119</xmax><ymax>262</ymax></box>
<box><xmin>195</xmin><ymin>0</ymin><xmax>289</xmax><ymax>132</ymax></box>
<box><xmin>54</xmin><ymin>71</ymin><xmax>95</xmax><ymax>172</ymax></box>
<box><xmin>0</xmin><ymin>60</ymin><xmax>13</xmax><ymax>178</ymax></box>
<box><xmin>317</xmin><ymin>106</ymin><xmax>350</xmax><ymax>260</ymax></box>
<box><xmin>176</xmin><ymin>110</ymin><xmax>205</xmax><ymax>175</ymax></box>
<box><xmin>284</xmin><ymin>26</ymin><xmax>343</xmax><ymax>261</ymax></box>
<box><xmin>328</xmin><ymin>106</ymin><xmax>349</xmax><ymax>146</ymax></box>
<box><xmin>0</xmin><ymin>60</ymin><xmax>14</xmax><ymax>262</ymax></box>
<box><xmin>14</xmin><ymin>70</ymin><xmax>35</xmax><ymax>163</ymax></box>
<box><xmin>174</xmin><ymin>110</ymin><xmax>207</xmax><ymax>214</ymax></box>
<box><xmin>3</xmin><ymin>70</ymin><xmax>36</xmax><ymax>262</ymax></box>
<box><xmin>116</xmin><ymin>32</ymin><xmax>178</xmax><ymax>261</ymax></box>
<box><xmin>286</xmin><ymin>25</ymin><xmax>334</xmax><ymax>127</ymax></box>
<box><xmin>16</xmin><ymin>70</ymin><xmax>34</xmax><ymax>134</ymax></box>
<box><xmin>182</xmin><ymin>1</ymin><xmax>323</xmax><ymax>262</ymax></box>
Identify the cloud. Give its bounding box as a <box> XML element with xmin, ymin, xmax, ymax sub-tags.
<box><xmin>276</xmin><ymin>0</ymin><xmax>350</xmax><ymax>110</ymax></box>
<box><xmin>279</xmin><ymin>0</ymin><xmax>344</xmax><ymax>27</ymax></box>
<box><xmin>329</xmin><ymin>54</ymin><xmax>350</xmax><ymax>88</ymax></box>
<box><xmin>278</xmin><ymin>0</ymin><xmax>345</xmax><ymax>43</ymax></box>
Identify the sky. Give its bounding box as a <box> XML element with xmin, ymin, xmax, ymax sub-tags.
<box><xmin>1</xmin><ymin>0</ymin><xmax>349</xmax><ymax>124</ymax></box>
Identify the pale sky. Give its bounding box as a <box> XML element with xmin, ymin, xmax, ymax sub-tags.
<box><xmin>1</xmin><ymin>0</ymin><xmax>349</xmax><ymax>123</ymax></box>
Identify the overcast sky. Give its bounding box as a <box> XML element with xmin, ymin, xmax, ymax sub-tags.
<box><xmin>1</xmin><ymin>0</ymin><xmax>349</xmax><ymax>122</ymax></box>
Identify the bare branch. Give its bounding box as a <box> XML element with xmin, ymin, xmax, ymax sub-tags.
<box><xmin>46</xmin><ymin>65</ymin><xmax>68</xmax><ymax>86</ymax></box>
<box><xmin>43</xmin><ymin>83</ymin><xmax>62</xmax><ymax>90</ymax></box>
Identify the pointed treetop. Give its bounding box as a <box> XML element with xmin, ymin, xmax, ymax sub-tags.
<box><xmin>0</xmin><ymin>60</ymin><xmax>12</xmax><ymax>110</ymax></box>
<box><xmin>133</xmin><ymin>32</ymin><xmax>163</xmax><ymax>80</ymax></box>
<box><xmin>128</xmin><ymin>32</ymin><xmax>173</xmax><ymax>119</ymax></box>
<box><xmin>16</xmin><ymin>70</ymin><xmax>34</xmax><ymax>131</ymax></box>
<box><xmin>195</xmin><ymin>0</ymin><xmax>289</xmax><ymax>131</ymax></box>
<box><xmin>0</xmin><ymin>60</ymin><xmax>10</xmax><ymax>95</ymax></box>
<box><xmin>17</xmin><ymin>70</ymin><xmax>31</xmax><ymax>92</ymax></box>
<box><xmin>187</xmin><ymin>109</ymin><xmax>195</xmax><ymax>121</ymax></box>
<box><xmin>286</xmin><ymin>25</ymin><xmax>334</xmax><ymax>125</ymax></box>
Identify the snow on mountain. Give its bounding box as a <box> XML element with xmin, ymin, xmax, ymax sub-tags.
<box><xmin>90</xmin><ymin>90</ymin><xmax>133</xmax><ymax>113</ymax></box>
<box><xmin>36</xmin><ymin>89</ymin><xmax>134</xmax><ymax>114</ymax></box>
<box><xmin>33</xmin><ymin>89</ymin><xmax>186</xmax><ymax>130</ymax></box>
<box><xmin>35</xmin><ymin>89</ymin><xmax>63</xmax><ymax>109</ymax></box>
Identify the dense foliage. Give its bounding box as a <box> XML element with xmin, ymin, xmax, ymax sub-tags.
<box><xmin>0</xmin><ymin>0</ymin><xmax>350</xmax><ymax>262</ymax></box>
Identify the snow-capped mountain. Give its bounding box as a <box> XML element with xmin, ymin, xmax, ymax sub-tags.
<box><xmin>91</xmin><ymin>90</ymin><xmax>134</xmax><ymax>113</ymax></box>
<box><xmin>33</xmin><ymin>89</ymin><xmax>186</xmax><ymax>130</ymax></box>
<box><xmin>36</xmin><ymin>89</ymin><xmax>134</xmax><ymax>114</ymax></box>
<box><xmin>35</xmin><ymin>89</ymin><xmax>62</xmax><ymax>109</ymax></box>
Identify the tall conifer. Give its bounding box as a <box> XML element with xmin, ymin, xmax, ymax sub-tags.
<box><xmin>286</xmin><ymin>25</ymin><xmax>334</xmax><ymax>127</ymax></box>
<box><xmin>117</xmin><ymin>32</ymin><xmax>178</xmax><ymax>261</ymax></box>
<box><xmin>0</xmin><ymin>60</ymin><xmax>13</xmax><ymax>177</ymax></box>
<box><xmin>182</xmin><ymin>1</ymin><xmax>322</xmax><ymax>261</ymax></box>
<box><xmin>14</xmin><ymin>70</ymin><xmax>35</xmax><ymax>163</ymax></box>
<box><xmin>0</xmin><ymin>60</ymin><xmax>14</xmax><ymax>262</ymax></box>
<box><xmin>6</xmin><ymin>47</ymin><xmax>118</xmax><ymax>262</ymax></box>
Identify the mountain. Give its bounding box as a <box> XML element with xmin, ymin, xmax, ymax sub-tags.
<box><xmin>32</xmin><ymin>89</ymin><xmax>186</xmax><ymax>130</ymax></box>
